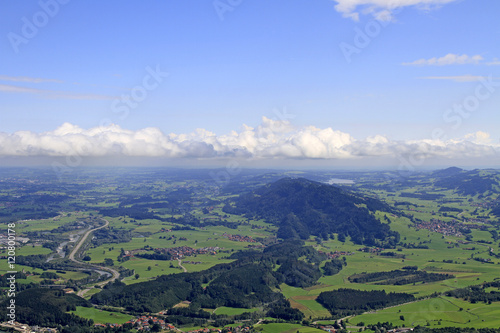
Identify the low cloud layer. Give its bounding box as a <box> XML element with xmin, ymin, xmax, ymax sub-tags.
<box><xmin>0</xmin><ymin>118</ymin><xmax>498</xmax><ymax>163</ymax></box>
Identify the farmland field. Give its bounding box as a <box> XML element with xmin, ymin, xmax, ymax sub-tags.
<box><xmin>2</xmin><ymin>167</ymin><xmax>500</xmax><ymax>332</ymax></box>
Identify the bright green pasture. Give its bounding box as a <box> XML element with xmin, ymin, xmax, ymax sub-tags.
<box><xmin>15</xmin><ymin>245</ymin><xmax>52</xmax><ymax>256</ymax></box>
<box><xmin>214</xmin><ymin>307</ymin><xmax>259</xmax><ymax>316</ymax></box>
<box><xmin>12</xmin><ymin>217</ymin><xmax>69</xmax><ymax>232</ymax></box>
<box><xmin>70</xmin><ymin>306</ymin><xmax>133</xmax><ymax>324</ymax></box>
<box><xmin>8</xmin><ymin>212</ymin><xmax>94</xmax><ymax>232</ymax></box>
<box><xmin>350</xmin><ymin>297</ymin><xmax>500</xmax><ymax>328</ymax></box>
<box><xmin>85</xmin><ymin>223</ymin><xmax>264</xmax><ymax>278</ymax></box>
<box><xmin>180</xmin><ymin>256</ymin><xmax>235</xmax><ymax>273</ymax></box>
<box><xmin>281</xmin><ymin>209</ymin><xmax>500</xmax><ymax>320</ymax></box>
<box><xmin>119</xmin><ymin>257</ymin><xmax>182</xmax><ymax>284</ymax></box>
<box><xmin>256</xmin><ymin>323</ymin><xmax>325</xmax><ymax>333</ymax></box>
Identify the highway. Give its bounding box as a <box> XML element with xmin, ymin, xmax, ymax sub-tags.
<box><xmin>67</xmin><ymin>219</ymin><xmax>120</xmax><ymax>296</ymax></box>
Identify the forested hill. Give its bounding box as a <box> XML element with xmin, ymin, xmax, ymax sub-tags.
<box><xmin>432</xmin><ymin>169</ymin><xmax>500</xmax><ymax>195</ymax></box>
<box><xmin>224</xmin><ymin>178</ymin><xmax>399</xmax><ymax>247</ymax></box>
<box><xmin>91</xmin><ymin>240</ymin><xmax>323</xmax><ymax>318</ymax></box>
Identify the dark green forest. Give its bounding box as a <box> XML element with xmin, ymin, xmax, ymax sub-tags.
<box><xmin>316</xmin><ymin>288</ymin><xmax>415</xmax><ymax>317</ymax></box>
<box><xmin>224</xmin><ymin>178</ymin><xmax>400</xmax><ymax>246</ymax></box>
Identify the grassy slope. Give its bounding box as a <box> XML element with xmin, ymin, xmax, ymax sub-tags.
<box><xmin>69</xmin><ymin>306</ymin><xmax>133</xmax><ymax>324</ymax></box>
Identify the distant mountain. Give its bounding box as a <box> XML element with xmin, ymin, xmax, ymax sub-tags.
<box><xmin>434</xmin><ymin>169</ymin><xmax>500</xmax><ymax>196</ymax></box>
<box><xmin>431</xmin><ymin>167</ymin><xmax>464</xmax><ymax>178</ymax></box>
<box><xmin>224</xmin><ymin>178</ymin><xmax>399</xmax><ymax>246</ymax></box>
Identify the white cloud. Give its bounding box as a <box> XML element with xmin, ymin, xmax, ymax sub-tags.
<box><xmin>0</xmin><ymin>83</ymin><xmax>114</xmax><ymax>100</ymax></box>
<box><xmin>0</xmin><ymin>119</ymin><xmax>498</xmax><ymax>163</ymax></box>
<box><xmin>464</xmin><ymin>131</ymin><xmax>492</xmax><ymax>145</ymax></box>
<box><xmin>332</xmin><ymin>0</ymin><xmax>458</xmax><ymax>21</ymax></box>
<box><xmin>419</xmin><ymin>75</ymin><xmax>496</xmax><ymax>82</ymax></box>
<box><xmin>487</xmin><ymin>58</ymin><xmax>500</xmax><ymax>66</ymax></box>
<box><xmin>403</xmin><ymin>54</ymin><xmax>484</xmax><ymax>66</ymax></box>
<box><xmin>0</xmin><ymin>75</ymin><xmax>63</xmax><ymax>83</ymax></box>
<box><xmin>0</xmin><ymin>84</ymin><xmax>44</xmax><ymax>94</ymax></box>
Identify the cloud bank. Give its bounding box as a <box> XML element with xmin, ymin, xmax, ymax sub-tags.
<box><xmin>333</xmin><ymin>0</ymin><xmax>458</xmax><ymax>21</ymax></box>
<box><xmin>0</xmin><ymin>119</ymin><xmax>498</xmax><ymax>163</ymax></box>
<box><xmin>403</xmin><ymin>54</ymin><xmax>484</xmax><ymax>66</ymax></box>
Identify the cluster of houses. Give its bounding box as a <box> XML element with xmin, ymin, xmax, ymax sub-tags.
<box><xmin>0</xmin><ymin>321</ymin><xmax>57</xmax><ymax>333</ymax></box>
<box><xmin>93</xmin><ymin>315</ymin><xmax>175</xmax><ymax>331</ymax></box>
<box><xmin>319</xmin><ymin>325</ymin><xmax>336</xmax><ymax>332</ymax></box>
<box><xmin>93</xmin><ymin>322</ymin><xmax>125</xmax><ymax>329</ymax></box>
<box><xmin>222</xmin><ymin>233</ymin><xmax>256</xmax><ymax>243</ymax></box>
<box><xmin>158</xmin><ymin>246</ymin><xmax>221</xmax><ymax>259</ymax></box>
<box><xmin>125</xmin><ymin>246</ymin><xmax>222</xmax><ymax>261</ymax></box>
<box><xmin>413</xmin><ymin>219</ymin><xmax>464</xmax><ymax>237</ymax></box>
<box><xmin>318</xmin><ymin>250</ymin><xmax>354</xmax><ymax>259</ymax></box>
<box><xmin>358</xmin><ymin>247</ymin><xmax>384</xmax><ymax>254</ymax></box>
<box><xmin>413</xmin><ymin>217</ymin><xmax>492</xmax><ymax>237</ymax></box>
<box><xmin>471</xmin><ymin>199</ymin><xmax>500</xmax><ymax>209</ymax></box>
<box><xmin>129</xmin><ymin>315</ymin><xmax>175</xmax><ymax>331</ymax></box>
<box><xmin>93</xmin><ymin>317</ymin><xmax>256</xmax><ymax>333</ymax></box>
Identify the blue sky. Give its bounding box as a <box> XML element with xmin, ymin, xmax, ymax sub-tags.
<box><xmin>1</xmin><ymin>0</ymin><xmax>500</xmax><ymax>168</ymax></box>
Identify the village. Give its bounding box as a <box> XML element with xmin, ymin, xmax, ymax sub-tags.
<box><xmin>94</xmin><ymin>314</ymin><xmax>255</xmax><ymax>333</ymax></box>
<box><xmin>412</xmin><ymin>218</ymin><xmax>490</xmax><ymax>237</ymax></box>
<box><xmin>92</xmin><ymin>315</ymin><xmax>172</xmax><ymax>331</ymax></box>
<box><xmin>124</xmin><ymin>246</ymin><xmax>222</xmax><ymax>261</ymax></box>
<box><xmin>158</xmin><ymin>246</ymin><xmax>221</xmax><ymax>259</ymax></box>
<box><xmin>413</xmin><ymin>219</ymin><xmax>464</xmax><ymax>237</ymax></box>
<box><xmin>318</xmin><ymin>250</ymin><xmax>355</xmax><ymax>259</ymax></box>
<box><xmin>222</xmin><ymin>233</ymin><xmax>256</xmax><ymax>243</ymax></box>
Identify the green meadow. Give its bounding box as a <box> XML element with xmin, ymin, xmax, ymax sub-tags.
<box><xmin>70</xmin><ymin>306</ymin><xmax>133</xmax><ymax>324</ymax></box>
<box><xmin>281</xmin><ymin>207</ymin><xmax>500</xmax><ymax>321</ymax></box>
<box><xmin>84</xmin><ymin>220</ymin><xmax>271</xmax><ymax>284</ymax></box>
<box><xmin>349</xmin><ymin>297</ymin><xmax>500</xmax><ymax>328</ymax></box>
<box><xmin>4</xmin><ymin>169</ymin><xmax>500</xmax><ymax>329</ymax></box>
<box><xmin>255</xmin><ymin>322</ymin><xmax>326</xmax><ymax>333</ymax></box>
<box><xmin>214</xmin><ymin>307</ymin><xmax>260</xmax><ymax>316</ymax></box>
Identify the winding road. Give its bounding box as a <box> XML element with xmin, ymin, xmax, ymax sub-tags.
<box><xmin>67</xmin><ymin>219</ymin><xmax>120</xmax><ymax>296</ymax></box>
<box><xmin>177</xmin><ymin>259</ymin><xmax>187</xmax><ymax>272</ymax></box>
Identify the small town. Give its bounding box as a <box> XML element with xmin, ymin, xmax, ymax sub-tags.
<box><xmin>318</xmin><ymin>250</ymin><xmax>355</xmax><ymax>259</ymax></box>
<box><xmin>413</xmin><ymin>219</ymin><xmax>464</xmax><ymax>237</ymax></box>
<box><xmin>93</xmin><ymin>315</ymin><xmax>256</xmax><ymax>333</ymax></box>
<box><xmin>222</xmin><ymin>233</ymin><xmax>256</xmax><ymax>243</ymax></box>
<box><xmin>158</xmin><ymin>246</ymin><xmax>222</xmax><ymax>259</ymax></box>
<box><xmin>93</xmin><ymin>315</ymin><xmax>174</xmax><ymax>331</ymax></box>
<box><xmin>125</xmin><ymin>246</ymin><xmax>222</xmax><ymax>260</ymax></box>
